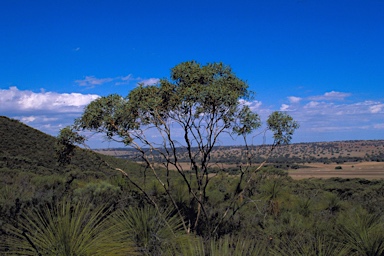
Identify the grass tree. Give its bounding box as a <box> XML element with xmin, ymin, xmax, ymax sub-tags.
<box><xmin>110</xmin><ymin>205</ymin><xmax>193</xmax><ymax>255</ymax></box>
<box><xmin>271</xmin><ymin>233</ymin><xmax>350</xmax><ymax>256</ymax></box>
<box><xmin>338</xmin><ymin>208</ymin><xmax>384</xmax><ymax>256</ymax></box>
<box><xmin>3</xmin><ymin>199</ymin><xmax>136</xmax><ymax>255</ymax></box>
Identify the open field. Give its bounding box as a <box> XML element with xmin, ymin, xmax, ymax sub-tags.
<box><xmin>288</xmin><ymin>162</ymin><xmax>384</xmax><ymax>180</ymax></box>
<box><xmin>132</xmin><ymin>161</ymin><xmax>384</xmax><ymax>180</ymax></box>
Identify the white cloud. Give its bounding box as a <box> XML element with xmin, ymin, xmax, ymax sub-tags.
<box><xmin>121</xmin><ymin>75</ymin><xmax>133</xmax><ymax>81</ymax></box>
<box><xmin>42</xmin><ymin>117</ymin><xmax>59</xmax><ymax>122</ymax></box>
<box><xmin>20</xmin><ymin>116</ymin><xmax>36</xmax><ymax>123</ymax></box>
<box><xmin>279</xmin><ymin>92</ymin><xmax>384</xmax><ymax>141</ymax></box>
<box><xmin>75</xmin><ymin>74</ymin><xmax>160</xmax><ymax>87</ymax></box>
<box><xmin>75</xmin><ymin>76</ymin><xmax>114</xmax><ymax>87</ymax></box>
<box><xmin>374</xmin><ymin>123</ymin><xmax>384</xmax><ymax>129</ymax></box>
<box><xmin>369</xmin><ymin>104</ymin><xmax>384</xmax><ymax>113</ymax></box>
<box><xmin>1</xmin><ymin>87</ymin><xmax>100</xmax><ymax>137</ymax></box>
<box><xmin>288</xmin><ymin>96</ymin><xmax>302</xmax><ymax>103</ymax></box>
<box><xmin>308</xmin><ymin>91</ymin><xmax>351</xmax><ymax>101</ymax></box>
<box><xmin>304</xmin><ymin>101</ymin><xmax>320</xmax><ymax>108</ymax></box>
<box><xmin>137</xmin><ymin>78</ymin><xmax>160</xmax><ymax>86</ymax></box>
<box><xmin>239</xmin><ymin>99</ymin><xmax>263</xmax><ymax>112</ymax></box>
<box><xmin>0</xmin><ymin>87</ymin><xmax>99</xmax><ymax>113</ymax></box>
<box><xmin>280</xmin><ymin>104</ymin><xmax>290</xmax><ymax>111</ymax></box>
<box><xmin>115</xmin><ymin>74</ymin><xmax>134</xmax><ymax>85</ymax></box>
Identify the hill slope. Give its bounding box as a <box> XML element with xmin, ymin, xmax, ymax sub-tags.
<box><xmin>0</xmin><ymin>116</ymin><xmax>140</xmax><ymax>176</ymax></box>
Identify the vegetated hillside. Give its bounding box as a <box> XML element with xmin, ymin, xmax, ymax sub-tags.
<box><xmin>0</xmin><ymin>116</ymin><xmax>58</xmax><ymax>173</ymax></box>
<box><xmin>0</xmin><ymin>116</ymin><xmax>141</xmax><ymax>177</ymax></box>
<box><xmin>0</xmin><ymin>116</ymin><xmax>148</xmax><ymax>223</ymax></box>
<box><xmin>96</xmin><ymin>140</ymin><xmax>384</xmax><ymax>166</ymax></box>
<box><xmin>0</xmin><ymin>116</ymin><xmax>146</xmax><ymax>206</ymax></box>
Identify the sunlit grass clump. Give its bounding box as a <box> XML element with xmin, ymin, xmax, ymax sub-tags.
<box><xmin>4</xmin><ymin>200</ymin><xmax>135</xmax><ymax>256</ymax></box>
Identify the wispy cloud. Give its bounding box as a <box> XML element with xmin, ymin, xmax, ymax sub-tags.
<box><xmin>288</xmin><ymin>96</ymin><xmax>302</xmax><ymax>103</ymax></box>
<box><xmin>374</xmin><ymin>123</ymin><xmax>384</xmax><ymax>129</ymax></box>
<box><xmin>278</xmin><ymin>91</ymin><xmax>384</xmax><ymax>141</ymax></box>
<box><xmin>75</xmin><ymin>76</ymin><xmax>114</xmax><ymax>87</ymax></box>
<box><xmin>370</xmin><ymin>103</ymin><xmax>384</xmax><ymax>113</ymax></box>
<box><xmin>114</xmin><ymin>75</ymin><xmax>134</xmax><ymax>86</ymax></box>
<box><xmin>308</xmin><ymin>91</ymin><xmax>351</xmax><ymax>101</ymax></box>
<box><xmin>75</xmin><ymin>74</ymin><xmax>160</xmax><ymax>87</ymax></box>
<box><xmin>280</xmin><ymin>104</ymin><xmax>290</xmax><ymax>111</ymax></box>
<box><xmin>138</xmin><ymin>78</ymin><xmax>160</xmax><ymax>86</ymax></box>
<box><xmin>121</xmin><ymin>75</ymin><xmax>133</xmax><ymax>81</ymax></box>
<box><xmin>239</xmin><ymin>99</ymin><xmax>263</xmax><ymax>112</ymax></box>
<box><xmin>20</xmin><ymin>116</ymin><xmax>36</xmax><ymax>123</ymax></box>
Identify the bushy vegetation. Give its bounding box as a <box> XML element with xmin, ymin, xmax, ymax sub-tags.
<box><xmin>1</xmin><ymin>117</ymin><xmax>384</xmax><ymax>255</ymax></box>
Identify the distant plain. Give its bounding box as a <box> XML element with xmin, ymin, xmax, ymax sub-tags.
<box><xmin>96</xmin><ymin>140</ymin><xmax>384</xmax><ymax>180</ymax></box>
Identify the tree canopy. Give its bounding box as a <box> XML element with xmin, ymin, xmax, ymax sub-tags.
<box><xmin>75</xmin><ymin>61</ymin><xmax>262</xmax><ymax>145</ymax></box>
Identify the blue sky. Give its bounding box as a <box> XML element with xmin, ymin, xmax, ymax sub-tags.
<box><xmin>1</xmin><ymin>0</ymin><xmax>383</xmax><ymax>148</ymax></box>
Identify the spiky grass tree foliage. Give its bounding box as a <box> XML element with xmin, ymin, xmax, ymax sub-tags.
<box><xmin>111</xmin><ymin>205</ymin><xmax>192</xmax><ymax>256</ymax></box>
<box><xmin>259</xmin><ymin>178</ymin><xmax>286</xmax><ymax>217</ymax></box>
<box><xmin>271</xmin><ymin>233</ymin><xmax>350</xmax><ymax>256</ymax></box>
<box><xmin>338</xmin><ymin>208</ymin><xmax>384</xmax><ymax>256</ymax></box>
<box><xmin>208</xmin><ymin>235</ymin><xmax>269</xmax><ymax>256</ymax></box>
<box><xmin>177</xmin><ymin>235</ymin><xmax>269</xmax><ymax>256</ymax></box>
<box><xmin>3</xmin><ymin>200</ymin><xmax>136</xmax><ymax>256</ymax></box>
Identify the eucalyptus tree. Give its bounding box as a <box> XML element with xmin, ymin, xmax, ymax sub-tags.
<box><xmin>58</xmin><ymin>61</ymin><xmax>299</xmax><ymax>236</ymax></box>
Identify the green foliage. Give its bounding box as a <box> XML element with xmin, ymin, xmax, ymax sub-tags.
<box><xmin>208</xmin><ymin>235</ymin><xmax>268</xmax><ymax>256</ymax></box>
<box><xmin>232</xmin><ymin>105</ymin><xmax>261</xmax><ymax>135</ymax></box>
<box><xmin>338</xmin><ymin>208</ymin><xmax>384</xmax><ymax>256</ymax></box>
<box><xmin>56</xmin><ymin>126</ymin><xmax>85</xmax><ymax>165</ymax></box>
<box><xmin>272</xmin><ymin>233</ymin><xmax>350</xmax><ymax>256</ymax></box>
<box><xmin>72</xmin><ymin>61</ymin><xmax>266</xmax><ymax>146</ymax></box>
<box><xmin>0</xmin><ymin>116</ymin><xmax>130</xmax><ymax>179</ymax></box>
<box><xmin>267</xmin><ymin>111</ymin><xmax>300</xmax><ymax>145</ymax></box>
<box><xmin>73</xmin><ymin>181</ymin><xmax>121</xmax><ymax>204</ymax></box>
<box><xmin>3</xmin><ymin>199</ymin><xmax>135</xmax><ymax>255</ymax></box>
<box><xmin>0</xmin><ymin>116</ymin><xmax>58</xmax><ymax>174</ymax></box>
<box><xmin>111</xmin><ymin>205</ymin><xmax>189</xmax><ymax>255</ymax></box>
<box><xmin>259</xmin><ymin>178</ymin><xmax>287</xmax><ymax>217</ymax></box>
